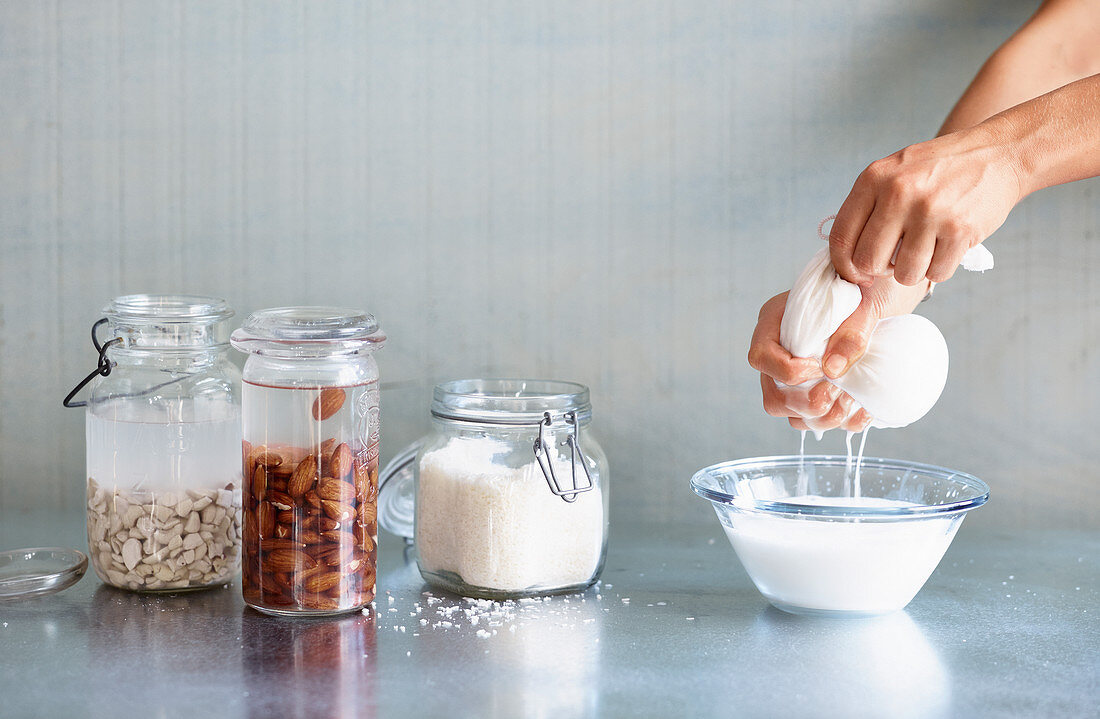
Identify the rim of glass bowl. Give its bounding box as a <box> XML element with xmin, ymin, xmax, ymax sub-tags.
<box><xmin>690</xmin><ymin>455</ymin><xmax>989</xmax><ymax>519</ymax></box>
<box><xmin>231</xmin><ymin>306</ymin><xmax>385</xmax><ymax>357</ymax></box>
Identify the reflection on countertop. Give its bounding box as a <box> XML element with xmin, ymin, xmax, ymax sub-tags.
<box><xmin>0</xmin><ymin>510</ymin><xmax>1096</xmax><ymax>719</ymax></box>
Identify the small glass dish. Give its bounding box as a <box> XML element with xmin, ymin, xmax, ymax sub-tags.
<box><xmin>691</xmin><ymin>455</ymin><xmax>989</xmax><ymax>617</ymax></box>
<box><xmin>0</xmin><ymin>547</ymin><xmax>88</xmax><ymax>601</ymax></box>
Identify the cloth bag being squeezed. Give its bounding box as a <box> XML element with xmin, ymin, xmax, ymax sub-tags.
<box><xmin>778</xmin><ymin>245</ymin><xmax>992</xmax><ymax>430</ymax></box>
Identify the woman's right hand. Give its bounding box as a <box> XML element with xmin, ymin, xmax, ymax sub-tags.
<box><xmin>747</xmin><ymin>277</ymin><xmax>929</xmax><ymax>432</ymax></box>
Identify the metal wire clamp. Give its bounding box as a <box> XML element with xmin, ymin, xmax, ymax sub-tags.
<box><xmin>63</xmin><ymin>318</ymin><xmax>122</xmax><ymax>408</ymax></box>
<box><xmin>533</xmin><ymin>411</ymin><xmax>595</xmax><ymax>503</ymax></box>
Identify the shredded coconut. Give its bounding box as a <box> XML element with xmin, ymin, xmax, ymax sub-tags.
<box><xmin>416</xmin><ymin>436</ymin><xmax>604</xmax><ymax>593</ymax></box>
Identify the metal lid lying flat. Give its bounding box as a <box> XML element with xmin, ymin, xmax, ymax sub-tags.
<box><xmin>0</xmin><ymin>547</ymin><xmax>88</xmax><ymax>601</ymax></box>
<box><xmin>377</xmin><ymin>440</ymin><xmax>423</xmax><ymax>541</ymax></box>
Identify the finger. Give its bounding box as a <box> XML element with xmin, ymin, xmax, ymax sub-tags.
<box><xmin>794</xmin><ymin>380</ymin><xmax>841</xmax><ymax>418</ymax></box>
<box><xmin>789</xmin><ymin>417</ymin><xmax>810</xmax><ymax>431</ymax></box>
<box><xmin>843</xmin><ymin>408</ymin><xmax>872</xmax><ymax>433</ymax></box>
<box><xmin>892</xmin><ymin>225</ymin><xmax>936</xmax><ymax>286</ymax></box>
<box><xmin>822</xmin><ymin>292</ymin><xmax>879</xmax><ymax>379</ymax></box>
<box><xmin>806</xmin><ymin>393</ymin><xmax>858</xmax><ymax>432</ymax></box>
<box><xmin>748</xmin><ymin>293</ymin><xmax>825</xmax><ymax>385</ymax></box>
<box><xmin>852</xmin><ymin>206</ymin><xmax>904</xmax><ymax>280</ymax></box>
<box><xmin>830</xmin><ymin>179</ymin><xmax>876</xmax><ymax>286</ymax></box>
<box><xmin>760</xmin><ymin>374</ymin><xmax>791</xmax><ymax>417</ymax></box>
<box><xmin>926</xmin><ymin>237</ymin><xmax>970</xmax><ymax>283</ymax></box>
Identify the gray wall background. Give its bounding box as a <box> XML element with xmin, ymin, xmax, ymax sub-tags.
<box><xmin>1</xmin><ymin>0</ymin><xmax>1096</xmax><ymax>531</ymax></box>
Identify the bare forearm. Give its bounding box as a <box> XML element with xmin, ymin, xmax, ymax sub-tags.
<box><xmin>989</xmin><ymin>73</ymin><xmax>1100</xmax><ymax>198</ymax></box>
<box><xmin>939</xmin><ymin>0</ymin><xmax>1100</xmax><ymax>135</ymax></box>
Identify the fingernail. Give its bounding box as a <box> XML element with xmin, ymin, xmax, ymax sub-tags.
<box><xmin>824</xmin><ymin>354</ymin><xmax>846</xmax><ymax>377</ymax></box>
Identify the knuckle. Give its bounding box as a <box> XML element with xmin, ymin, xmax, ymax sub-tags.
<box><xmin>863</xmin><ymin>158</ymin><xmax>892</xmax><ymax>183</ymax></box>
<box><xmin>762</xmin><ymin>395</ymin><xmax>786</xmax><ymax>417</ymax></box>
<box><xmin>912</xmin><ymin>193</ymin><xmax>935</xmax><ymax>218</ymax></box>
<box><xmin>883</xmin><ymin>174</ymin><xmax>911</xmax><ymax>204</ymax></box>
<box><xmin>938</xmin><ymin>217</ymin><xmax>968</xmax><ymax>239</ymax></box>
<box><xmin>852</xmin><ymin>251</ymin><xmax>877</xmax><ymax>274</ymax></box>
<box><xmin>894</xmin><ymin>265</ymin><xmax>923</xmax><ymax>286</ymax></box>
<box><xmin>927</xmin><ymin>263</ymin><xmax>957</xmax><ymax>283</ymax></box>
<box><xmin>746</xmin><ymin>344</ymin><xmax>764</xmax><ymax>370</ymax></box>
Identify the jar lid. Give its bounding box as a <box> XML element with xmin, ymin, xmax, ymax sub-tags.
<box><xmin>0</xmin><ymin>547</ymin><xmax>88</xmax><ymax>601</ymax></box>
<box><xmin>377</xmin><ymin>439</ymin><xmax>424</xmax><ymax>540</ymax></box>
<box><xmin>430</xmin><ymin>379</ymin><xmax>592</xmax><ymax>425</ymax></box>
<box><xmin>231</xmin><ymin>306</ymin><xmax>386</xmax><ymax>358</ymax></box>
<box><xmin>105</xmin><ymin>294</ymin><xmax>234</xmax><ymax>323</ymax></box>
<box><xmin>103</xmin><ymin>294</ymin><xmax>235</xmax><ymax>350</ymax></box>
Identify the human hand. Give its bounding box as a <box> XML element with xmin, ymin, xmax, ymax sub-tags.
<box><xmin>749</xmin><ymin>292</ymin><xmax>870</xmax><ymax>433</ymax></box>
<box><xmin>829</xmin><ymin>121</ymin><xmax>1022</xmax><ymax>286</ymax></box>
<box><xmin>748</xmin><ymin>278</ymin><xmax>929</xmax><ymax>432</ymax></box>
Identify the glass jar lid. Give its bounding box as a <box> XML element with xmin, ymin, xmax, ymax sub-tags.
<box><xmin>104</xmin><ymin>294</ymin><xmax>234</xmax><ymax>349</ymax></box>
<box><xmin>0</xmin><ymin>547</ymin><xmax>88</xmax><ymax>601</ymax></box>
<box><xmin>230</xmin><ymin>306</ymin><xmax>386</xmax><ymax>358</ymax></box>
<box><xmin>430</xmin><ymin>379</ymin><xmax>592</xmax><ymax>425</ymax></box>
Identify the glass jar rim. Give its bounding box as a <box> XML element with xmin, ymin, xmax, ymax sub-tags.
<box><xmin>231</xmin><ymin>306</ymin><xmax>385</xmax><ymax>357</ymax></box>
<box><xmin>104</xmin><ymin>294</ymin><xmax>234</xmax><ymax>324</ymax></box>
<box><xmin>430</xmin><ymin>378</ymin><xmax>592</xmax><ymax>424</ymax></box>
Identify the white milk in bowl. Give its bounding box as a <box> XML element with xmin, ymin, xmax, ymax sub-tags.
<box><xmin>691</xmin><ymin>456</ymin><xmax>989</xmax><ymax>617</ymax></box>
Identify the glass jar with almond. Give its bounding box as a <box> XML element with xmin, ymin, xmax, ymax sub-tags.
<box><xmin>231</xmin><ymin>307</ymin><xmax>385</xmax><ymax>616</ymax></box>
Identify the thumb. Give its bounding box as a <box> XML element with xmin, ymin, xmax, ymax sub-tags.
<box><xmin>822</xmin><ymin>294</ymin><xmax>880</xmax><ymax>380</ymax></box>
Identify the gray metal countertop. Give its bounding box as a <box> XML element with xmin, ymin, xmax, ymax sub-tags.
<box><xmin>1</xmin><ymin>508</ymin><xmax>1096</xmax><ymax>718</ymax></box>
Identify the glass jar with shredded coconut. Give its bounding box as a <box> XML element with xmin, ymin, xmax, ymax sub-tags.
<box><xmin>410</xmin><ymin>379</ymin><xmax>608</xmax><ymax>598</ymax></box>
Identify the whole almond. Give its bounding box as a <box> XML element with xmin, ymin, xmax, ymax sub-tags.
<box><xmin>330</xmin><ymin>443</ymin><xmax>354</xmax><ymax>479</ymax></box>
<box><xmin>276</xmin><ymin>510</ymin><xmax>296</xmax><ymax>525</ymax></box>
<box><xmin>287</xmin><ymin>454</ymin><xmax>318</xmax><ymax>498</ymax></box>
<box><xmin>312</xmin><ymin>388</ymin><xmax>346</xmax><ymax>421</ymax></box>
<box><xmin>276</xmin><ymin>444</ymin><xmax>312</xmax><ymax>465</ymax></box>
<box><xmin>243</xmin><ymin>440</ymin><xmax>254</xmax><ymax>477</ymax></box>
<box><xmin>267</xmin><ymin>490</ymin><xmax>295</xmax><ymax>510</ymax></box>
<box><xmin>258</xmin><ymin>502</ymin><xmax>275</xmax><ymax>539</ymax></box>
<box><xmin>353</xmin><ymin>458</ymin><xmax>378</xmax><ymax>503</ymax></box>
<box><xmin>320</xmin><ymin>529</ymin><xmax>349</xmax><ymax>544</ymax></box>
<box><xmin>319</xmin><ymin>516</ymin><xmax>343</xmax><ymax>533</ymax></box>
<box><xmin>243</xmin><ymin>508</ymin><xmax>259</xmax><ymax>546</ymax></box>
<box><xmin>249</xmin><ymin>445</ymin><xmax>284</xmax><ymax>468</ymax></box>
<box><xmin>317</xmin><ymin>438</ymin><xmax>336</xmax><ymax>457</ymax></box>
<box><xmin>303</xmin><ymin>595</ymin><xmax>342</xmax><ymax>611</ymax></box>
<box><xmin>270</xmin><ymin>464</ymin><xmax>294</xmax><ymax>478</ymax></box>
<box><xmin>251</xmin><ymin>465</ymin><xmax>268</xmax><ymax>499</ymax></box>
<box><xmin>258</xmin><ymin>538</ymin><xmax>306</xmax><ymax>551</ymax></box>
<box><xmin>318</xmin><ymin>477</ymin><xmax>356</xmax><ymax>503</ymax></box>
<box><xmin>319</xmin><ymin>545</ymin><xmax>352</xmax><ymax>567</ymax></box>
<box><xmin>304</xmin><ymin>489</ymin><xmax>323</xmax><ymax>509</ymax></box>
<box><xmin>354</xmin><ymin>523</ymin><xmax>375</xmax><ymax>551</ymax></box>
<box><xmin>322</xmin><ymin>500</ymin><xmax>356</xmax><ymax>522</ymax></box>
<box><xmin>297</xmin><ymin>529</ymin><xmax>324</xmax><ymax>545</ymax></box>
<box><xmin>300</xmin><ymin>513</ymin><xmax>321</xmax><ymax>533</ymax></box>
<box><xmin>358</xmin><ymin>501</ymin><xmax>377</xmax><ymax>525</ymax></box>
<box><xmin>304</xmin><ymin>571</ymin><xmax>343</xmax><ymax>593</ymax></box>
<box><xmin>265</xmin><ymin>549</ymin><xmax>317</xmax><ymax>572</ymax></box>
<box><xmin>259</xmin><ymin>574</ymin><xmax>285</xmax><ymax>596</ymax></box>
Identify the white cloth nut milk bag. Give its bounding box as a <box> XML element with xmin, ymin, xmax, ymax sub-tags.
<box><xmin>778</xmin><ymin>245</ymin><xmax>993</xmax><ymax>430</ymax></box>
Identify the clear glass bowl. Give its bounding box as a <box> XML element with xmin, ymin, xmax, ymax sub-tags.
<box><xmin>690</xmin><ymin>455</ymin><xmax>989</xmax><ymax>617</ymax></box>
